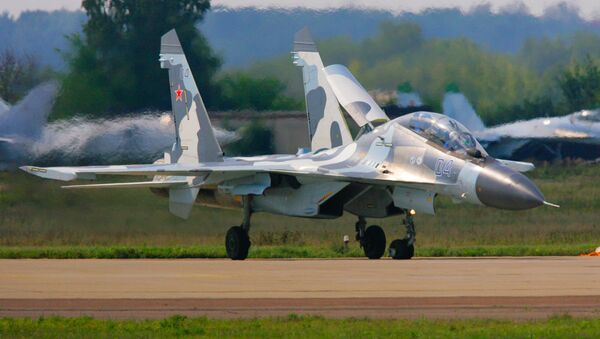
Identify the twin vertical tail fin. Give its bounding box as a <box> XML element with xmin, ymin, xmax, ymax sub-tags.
<box><xmin>160</xmin><ymin>29</ymin><xmax>223</xmax><ymax>164</ymax></box>
<box><xmin>160</xmin><ymin>29</ymin><xmax>222</xmax><ymax>218</ymax></box>
<box><xmin>293</xmin><ymin>28</ymin><xmax>352</xmax><ymax>151</ymax></box>
<box><xmin>442</xmin><ymin>91</ymin><xmax>486</xmax><ymax>132</ymax></box>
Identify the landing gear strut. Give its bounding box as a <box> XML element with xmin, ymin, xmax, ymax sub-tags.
<box><xmin>225</xmin><ymin>196</ymin><xmax>252</xmax><ymax>260</ymax></box>
<box><xmin>356</xmin><ymin>216</ymin><xmax>386</xmax><ymax>259</ymax></box>
<box><xmin>389</xmin><ymin>210</ymin><xmax>415</xmax><ymax>260</ymax></box>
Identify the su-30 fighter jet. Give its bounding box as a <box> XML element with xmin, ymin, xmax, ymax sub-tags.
<box><xmin>22</xmin><ymin>29</ymin><xmax>557</xmax><ymax>260</ymax></box>
<box><xmin>443</xmin><ymin>91</ymin><xmax>600</xmax><ymax>160</ymax></box>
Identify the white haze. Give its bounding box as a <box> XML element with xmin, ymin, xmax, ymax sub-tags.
<box><xmin>0</xmin><ymin>83</ymin><xmax>238</xmax><ymax>168</ymax></box>
<box><xmin>31</xmin><ymin>113</ymin><xmax>238</xmax><ymax>165</ymax></box>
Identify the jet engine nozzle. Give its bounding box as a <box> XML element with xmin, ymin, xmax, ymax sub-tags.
<box><xmin>475</xmin><ymin>161</ymin><xmax>544</xmax><ymax>210</ymax></box>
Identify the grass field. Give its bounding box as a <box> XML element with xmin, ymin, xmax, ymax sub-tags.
<box><xmin>0</xmin><ymin>164</ymin><xmax>598</xmax><ymax>258</ymax></box>
<box><xmin>1</xmin><ymin>315</ymin><xmax>599</xmax><ymax>338</ymax></box>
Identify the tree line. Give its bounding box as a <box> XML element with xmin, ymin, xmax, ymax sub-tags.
<box><xmin>3</xmin><ymin>2</ymin><xmax>600</xmax><ymax>127</ymax></box>
<box><xmin>248</xmin><ymin>22</ymin><xmax>600</xmax><ymax>125</ymax></box>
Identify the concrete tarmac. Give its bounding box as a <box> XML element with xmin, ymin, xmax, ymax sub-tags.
<box><xmin>1</xmin><ymin>257</ymin><xmax>600</xmax><ymax>319</ymax></box>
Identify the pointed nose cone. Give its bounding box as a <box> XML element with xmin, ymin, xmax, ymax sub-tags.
<box><xmin>476</xmin><ymin>162</ymin><xmax>544</xmax><ymax>210</ymax></box>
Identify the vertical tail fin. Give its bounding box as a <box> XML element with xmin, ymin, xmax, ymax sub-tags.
<box><xmin>442</xmin><ymin>91</ymin><xmax>485</xmax><ymax>132</ymax></box>
<box><xmin>293</xmin><ymin>28</ymin><xmax>352</xmax><ymax>150</ymax></box>
<box><xmin>323</xmin><ymin>65</ymin><xmax>389</xmax><ymax>126</ymax></box>
<box><xmin>160</xmin><ymin>29</ymin><xmax>218</xmax><ymax>219</ymax></box>
<box><xmin>160</xmin><ymin>29</ymin><xmax>223</xmax><ymax>164</ymax></box>
<box><xmin>0</xmin><ymin>81</ymin><xmax>58</xmax><ymax>139</ymax></box>
<box><xmin>0</xmin><ymin>97</ymin><xmax>9</xmax><ymax>116</ymax></box>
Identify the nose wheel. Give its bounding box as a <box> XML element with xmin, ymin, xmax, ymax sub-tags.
<box><xmin>225</xmin><ymin>196</ymin><xmax>252</xmax><ymax>260</ymax></box>
<box><xmin>356</xmin><ymin>217</ymin><xmax>386</xmax><ymax>259</ymax></box>
<box><xmin>389</xmin><ymin>211</ymin><xmax>415</xmax><ymax>260</ymax></box>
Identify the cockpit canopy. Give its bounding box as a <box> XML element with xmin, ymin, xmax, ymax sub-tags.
<box><xmin>397</xmin><ymin>112</ymin><xmax>487</xmax><ymax>156</ymax></box>
<box><xmin>572</xmin><ymin>109</ymin><xmax>600</xmax><ymax>123</ymax></box>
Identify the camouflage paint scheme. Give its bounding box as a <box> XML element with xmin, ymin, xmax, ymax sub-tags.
<box><xmin>292</xmin><ymin>28</ymin><xmax>353</xmax><ymax>150</ymax></box>
<box><xmin>22</xmin><ymin>29</ymin><xmax>549</xmax><ymax>223</ymax></box>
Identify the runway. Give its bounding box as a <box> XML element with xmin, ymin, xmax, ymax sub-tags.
<box><xmin>1</xmin><ymin>257</ymin><xmax>600</xmax><ymax>319</ymax></box>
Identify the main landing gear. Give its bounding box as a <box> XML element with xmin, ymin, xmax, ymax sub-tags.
<box><xmin>389</xmin><ymin>211</ymin><xmax>415</xmax><ymax>260</ymax></box>
<box><xmin>225</xmin><ymin>196</ymin><xmax>252</xmax><ymax>260</ymax></box>
<box><xmin>355</xmin><ymin>210</ymin><xmax>416</xmax><ymax>260</ymax></box>
<box><xmin>355</xmin><ymin>217</ymin><xmax>386</xmax><ymax>259</ymax></box>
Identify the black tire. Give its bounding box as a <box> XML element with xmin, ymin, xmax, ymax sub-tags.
<box><xmin>389</xmin><ymin>239</ymin><xmax>414</xmax><ymax>260</ymax></box>
<box><xmin>225</xmin><ymin>226</ymin><xmax>251</xmax><ymax>260</ymax></box>
<box><xmin>363</xmin><ymin>225</ymin><xmax>386</xmax><ymax>259</ymax></box>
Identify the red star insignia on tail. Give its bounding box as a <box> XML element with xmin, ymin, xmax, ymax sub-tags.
<box><xmin>175</xmin><ymin>85</ymin><xmax>183</xmax><ymax>101</ymax></box>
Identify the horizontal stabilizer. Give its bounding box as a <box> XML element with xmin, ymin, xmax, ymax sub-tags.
<box><xmin>62</xmin><ymin>180</ymin><xmax>188</xmax><ymax>189</ymax></box>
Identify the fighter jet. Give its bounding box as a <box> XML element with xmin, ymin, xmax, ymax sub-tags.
<box><xmin>22</xmin><ymin>29</ymin><xmax>556</xmax><ymax>261</ymax></box>
<box><xmin>443</xmin><ymin>91</ymin><xmax>600</xmax><ymax>160</ymax></box>
<box><xmin>0</xmin><ymin>82</ymin><xmax>59</xmax><ymax>169</ymax></box>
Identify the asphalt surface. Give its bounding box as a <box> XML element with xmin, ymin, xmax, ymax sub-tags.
<box><xmin>1</xmin><ymin>257</ymin><xmax>600</xmax><ymax>319</ymax></box>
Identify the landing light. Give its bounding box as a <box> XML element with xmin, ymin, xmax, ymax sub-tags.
<box><xmin>409</xmin><ymin>209</ymin><xmax>416</xmax><ymax>215</ymax></box>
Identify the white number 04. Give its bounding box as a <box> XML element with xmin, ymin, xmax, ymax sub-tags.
<box><xmin>434</xmin><ymin>159</ymin><xmax>453</xmax><ymax>177</ymax></box>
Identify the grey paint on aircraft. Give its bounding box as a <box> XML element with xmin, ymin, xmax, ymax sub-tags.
<box><xmin>306</xmin><ymin>86</ymin><xmax>326</xmax><ymax>138</ymax></box>
<box><xmin>193</xmin><ymin>94</ymin><xmax>223</xmax><ymax>162</ymax></box>
<box><xmin>160</xmin><ymin>30</ymin><xmax>184</xmax><ymax>55</ymax></box>
<box><xmin>346</xmin><ymin>101</ymin><xmax>371</xmax><ymax>118</ymax></box>
<box><xmin>161</xmin><ymin>29</ymin><xmax>223</xmax><ymax>164</ymax></box>
<box><xmin>330</xmin><ymin>121</ymin><xmax>342</xmax><ymax>147</ymax></box>
<box><xmin>293</xmin><ymin>27</ymin><xmax>318</xmax><ymax>52</ymax></box>
<box><xmin>476</xmin><ymin>159</ymin><xmax>544</xmax><ymax>209</ymax></box>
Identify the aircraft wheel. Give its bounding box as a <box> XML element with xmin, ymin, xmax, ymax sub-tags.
<box><xmin>389</xmin><ymin>239</ymin><xmax>414</xmax><ymax>260</ymax></box>
<box><xmin>363</xmin><ymin>225</ymin><xmax>386</xmax><ymax>259</ymax></box>
<box><xmin>225</xmin><ymin>226</ymin><xmax>251</xmax><ymax>260</ymax></box>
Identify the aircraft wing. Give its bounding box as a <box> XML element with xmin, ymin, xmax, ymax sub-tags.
<box><xmin>20</xmin><ymin>163</ymin><xmax>209</xmax><ymax>181</ymax></box>
<box><xmin>20</xmin><ymin>161</ymin><xmax>443</xmax><ymax>188</ymax></box>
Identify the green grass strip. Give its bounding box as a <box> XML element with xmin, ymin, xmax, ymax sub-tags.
<box><xmin>0</xmin><ymin>314</ymin><xmax>599</xmax><ymax>338</ymax></box>
<box><xmin>0</xmin><ymin>244</ymin><xmax>595</xmax><ymax>259</ymax></box>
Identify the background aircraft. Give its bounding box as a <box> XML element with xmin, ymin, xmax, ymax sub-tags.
<box><xmin>443</xmin><ymin>91</ymin><xmax>600</xmax><ymax>160</ymax></box>
<box><xmin>0</xmin><ymin>97</ymin><xmax>9</xmax><ymax>115</ymax></box>
<box><xmin>0</xmin><ymin>82</ymin><xmax>58</xmax><ymax>169</ymax></box>
<box><xmin>0</xmin><ymin>82</ymin><xmax>236</xmax><ymax>169</ymax></box>
<box><xmin>22</xmin><ymin>29</ymin><xmax>554</xmax><ymax>262</ymax></box>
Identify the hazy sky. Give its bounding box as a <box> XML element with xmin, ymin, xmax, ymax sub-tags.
<box><xmin>3</xmin><ymin>0</ymin><xmax>600</xmax><ymax>20</ymax></box>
